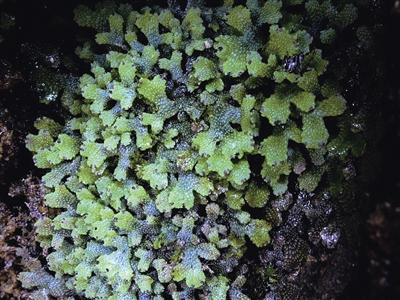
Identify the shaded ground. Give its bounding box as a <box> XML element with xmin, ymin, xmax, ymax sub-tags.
<box><xmin>341</xmin><ymin>2</ymin><xmax>400</xmax><ymax>298</ymax></box>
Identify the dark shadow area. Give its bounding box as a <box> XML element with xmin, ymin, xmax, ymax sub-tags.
<box><xmin>340</xmin><ymin>1</ymin><xmax>400</xmax><ymax>299</ymax></box>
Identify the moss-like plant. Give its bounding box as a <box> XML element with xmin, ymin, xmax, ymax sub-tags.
<box><xmin>21</xmin><ymin>0</ymin><xmax>365</xmax><ymax>299</ymax></box>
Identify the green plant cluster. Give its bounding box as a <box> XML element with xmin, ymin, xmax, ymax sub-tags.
<box><xmin>21</xmin><ymin>0</ymin><xmax>364</xmax><ymax>299</ymax></box>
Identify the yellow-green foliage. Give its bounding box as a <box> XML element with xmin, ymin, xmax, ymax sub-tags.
<box><xmin>22</xmin><ymin>0</ymin><xmax>363</xmax><ymax>299</ymax></box>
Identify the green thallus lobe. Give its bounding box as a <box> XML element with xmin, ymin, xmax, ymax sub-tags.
<box><xmin>21</xmin><ymin>0</ymin><xmax>364</xmax><ymax>299</ymax></box>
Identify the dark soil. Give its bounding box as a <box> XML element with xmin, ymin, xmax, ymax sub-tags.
<box><xmin>340</xmin><ymin>1</ymin><xmax>400</xmax><ymax>298</ymax></box>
